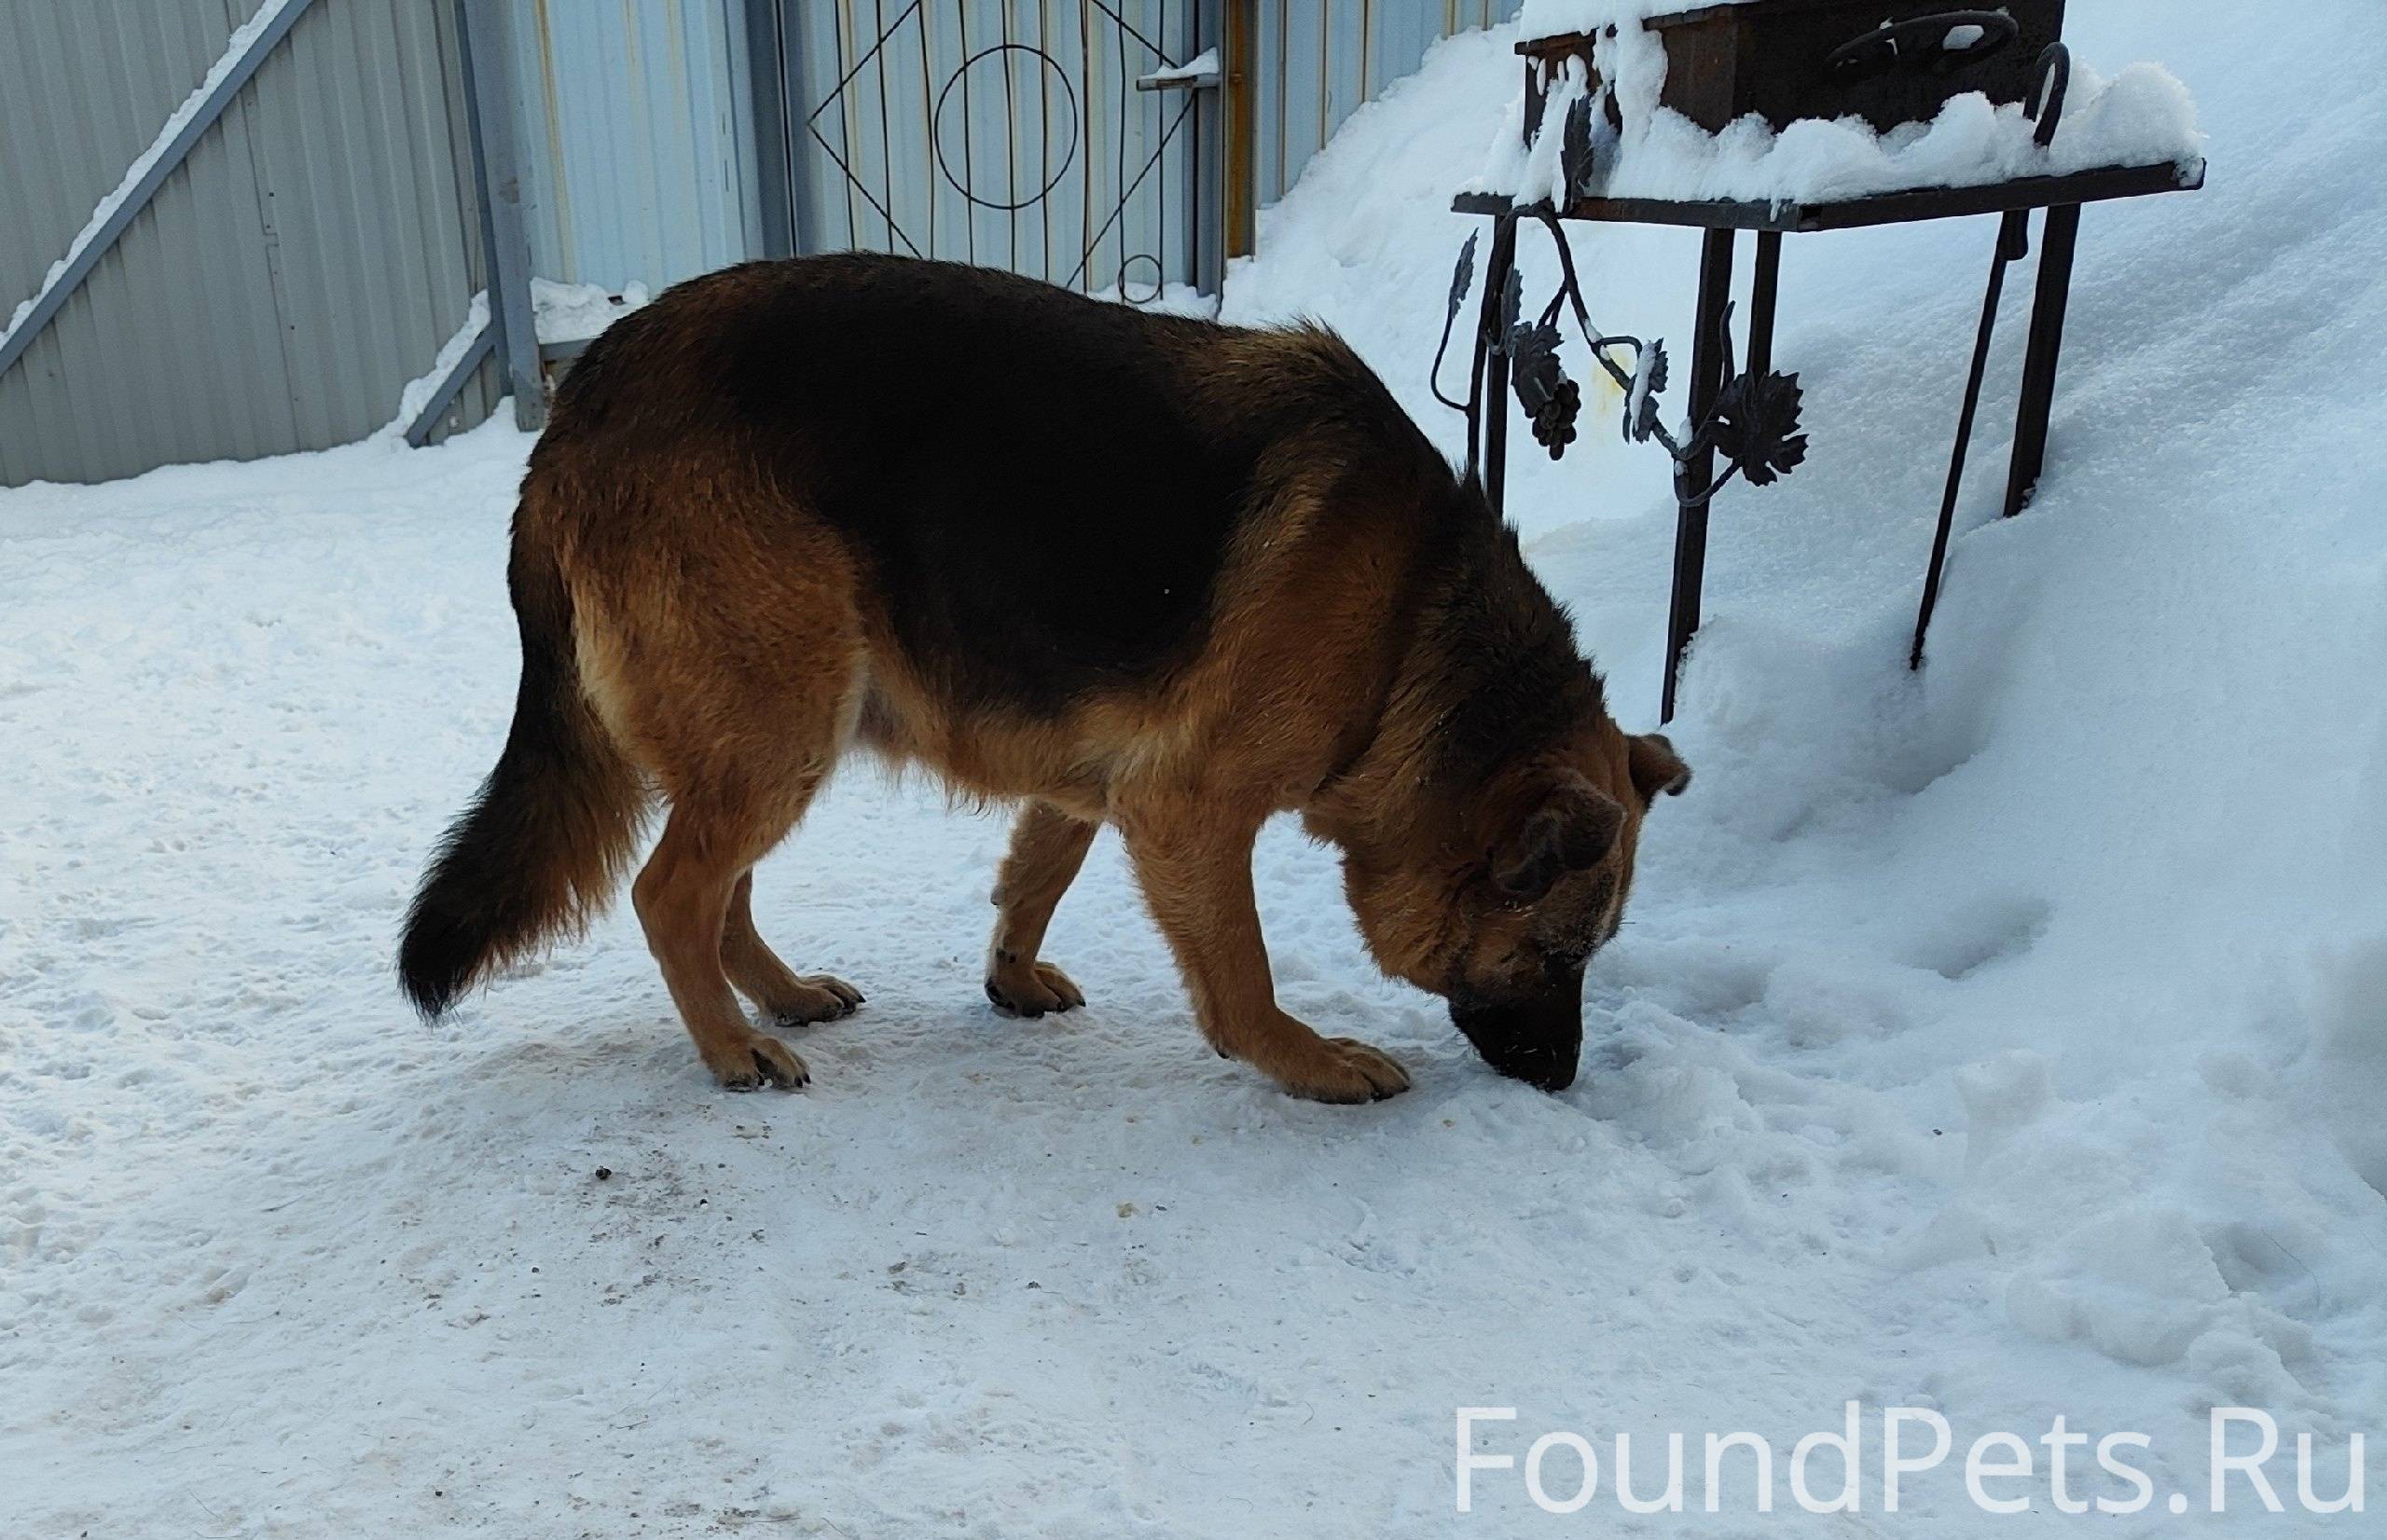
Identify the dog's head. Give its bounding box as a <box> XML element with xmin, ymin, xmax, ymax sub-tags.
<box><xmin>1344</xmin><ymin>725</ymin><xmax>1689</xmax><ymax>1091</ymax></box>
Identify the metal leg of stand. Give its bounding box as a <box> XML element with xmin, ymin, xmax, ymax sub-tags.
<box><xmin>1663</xmin><ymin>227</ymin><xmax>1738</xmax><ymax>724</ymax></box>
<box><xmin>2004</xmin><ymin>203</ymin><xmax>2081</xmax><ymax>518</ymax></box>
<box><xmin>1912</xmin><ymin>209</ymin><xmax>2032</xmax><ymax>668</ymax></box>
<box><xmin>1746</xmin><ymin>231</ymin><xmax>1782</xmax><ymax>382</ymax></box>
<box><xmin>1481</xmin><ymin>215</ymin><xmax>1520</xmax><ymax>516</ymax></box>
<box><xmin>1465</xmin><ymin>215</ymin><xmax>1518</xmax><ymax>490</ymax></box>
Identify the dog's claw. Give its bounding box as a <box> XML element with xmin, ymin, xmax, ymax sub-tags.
<box><xmin>766</xmin><ymin>973</ymin><xmax>863</xmax><ymax>1027</ymax></box>
<box><xmin>711</xmin><ymin>1034</ymin><xmax>809</xmax><ymax>1091</ymax></box>
<box><xmin>984</xmin><ymin>959</ymin><xmax>1085</xmax><ymax>1018</ymax></box>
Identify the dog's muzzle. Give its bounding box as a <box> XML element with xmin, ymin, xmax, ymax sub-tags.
<box><xmin>1450</xmin><ymin>966</ymin><xmax>1584</xmax><ymax>1092</ymax></box>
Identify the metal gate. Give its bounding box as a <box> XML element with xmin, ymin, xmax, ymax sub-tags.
<box><xmin>752</xmin><ymin>1</ymin><xmax>1224</xmax><ymax>299</ymax></box>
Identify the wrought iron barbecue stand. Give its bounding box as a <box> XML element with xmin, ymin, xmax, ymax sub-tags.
<box><xmin>1441</xmin><ymin>40</ymin><xmax>2203</xmax><ymax>722</ymax></box>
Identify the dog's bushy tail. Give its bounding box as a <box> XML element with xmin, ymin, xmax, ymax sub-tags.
<box><xmin>399</xmin><ymin>514</ymin><xmax>643</xmax><ymax>1017</ymax></box>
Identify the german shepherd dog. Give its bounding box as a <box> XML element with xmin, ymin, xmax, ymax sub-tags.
<box><xmin>399</xmin><ymin>254</ymin><xmax>1687</xmax><ymax>1100</ymax></box>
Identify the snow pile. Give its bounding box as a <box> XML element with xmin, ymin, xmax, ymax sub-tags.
<box><xmin>1249</xmin><ymin>0</ymin><xmax>2387</xmax><ymax>1511</ymax></box>
<box><xmin>379</xmin><ymin>278</ymin><xmax>644</xmax><ymax>445</ymax></box>
<box><xmin>380</xmin><ymin>289</ymin><xmax>489</xmax><ymax>440</ymax></box>
<box><xmin>532</xmin><ymin>277</ymin><xmax>651</xmax><ymax>345</ymax></box>
<box><xmin>6</xmin><ymin>3</ymin><xmax>2387</xmax><ymax>1534</ymax></box>
<box><xmin>1473</xmin><ymin>11</ymin><xmax>2203</xmax><ymax>210</ymax></box>
<box><xmin>1517</xmin><ymin>0</ymin><xmax>1755</xmax><ymax>37</ymax></box>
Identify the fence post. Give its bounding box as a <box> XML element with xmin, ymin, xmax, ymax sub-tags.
<box><xmin>743</xmin><ymin>0</ymin><xmax>794</xmax><ymax>259</ymax></box>
<box><xmin>776</xmin><ymin>0</ymin><xmax>823</xmax><ymax>256</ymax></box>
<box><xmin>457</xmin><ymin>0</ymin><xmax>546</xmax><ymax>430</ymax></box>
<box><xmin>1223</xmin><ymin>0</ymin><xmax>1259</xmax><ymax>265</ymax></box>
<box><xmin>1192</xmin><ymin>1</ymin><xmax>1226</xmax><ymax>296</ymax></box>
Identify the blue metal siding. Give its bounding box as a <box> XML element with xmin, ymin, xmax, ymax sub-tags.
<box><xmin>0</xmin><ymin>0</ymin><xmax>493</xmax><ymax>488</ymax></box>
<box><xmin>499</xmin><ymin>0</ymin><xmax>762</xmax><ymax>292</ymax></box>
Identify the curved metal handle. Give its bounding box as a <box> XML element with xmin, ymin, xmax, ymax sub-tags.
<box><xmin>2029</xmin><ymin>42</ymin><xmax>2073</xmax><ymax>147</ymax></box>
<box><xmin>1827</xmin><ymin>10</ymin><xmax>2021</xmax><ymax>82</ymax></box>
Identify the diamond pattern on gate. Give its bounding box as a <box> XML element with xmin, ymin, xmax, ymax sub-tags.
<box><xmin>803</xmin><ymin>0</ymin><xmax>1197</xmax><ymax>294</ymax></box>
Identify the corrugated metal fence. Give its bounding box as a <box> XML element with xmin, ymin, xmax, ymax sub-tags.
<box><xmin>0</xmin><ymin>0</ymin><xmax>493</xmax><ymax>488</ymax></box>
<box><xmin>0</xmin><ymin>0</ymin><xmax>1518</xmax><ymax>488</ymax></box>
<box><xmin>493</xmin><ymin>0</ymin><xmax>766</xmax><ymax>293</ymax></box>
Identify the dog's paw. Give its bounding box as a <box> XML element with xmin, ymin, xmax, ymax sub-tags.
<box><xmin>983</xmin><ymin>959</ymin><xmax>1085</xmax><ymax>1018</ymax></box>
<box><xmin>765</xmin><ymin>974</ymin><xmax>863</xmax><ymax>1027</ymax></box>
<box><xmin>705</xmin><ymin>1032</ymin><xmax>810</xmax><ymax>1092</ymax></box>
<box><xmin>1275</xmin><ymin>1036</ymin><xmax>1411</xmax><ymax>1104</ymax></box>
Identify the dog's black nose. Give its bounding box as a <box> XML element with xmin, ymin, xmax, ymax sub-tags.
<box><xmin>1450</xmin><ymin>989</ymin><xmax>1582</xmax><ymax>1093</ymax></box>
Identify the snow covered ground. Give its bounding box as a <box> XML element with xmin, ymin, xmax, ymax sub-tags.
<box><xmin>6</xmin><ymin>4</ymin><xmax>2385</xmax><ymax>1534</ymax></box>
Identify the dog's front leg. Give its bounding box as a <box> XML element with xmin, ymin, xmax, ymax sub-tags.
<box><xmin>1121</xmin><ymin>808</ymin><xmax>1410</xmax><ymax>1103</ymax></box>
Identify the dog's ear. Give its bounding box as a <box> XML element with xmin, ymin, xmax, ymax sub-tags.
<box><xmin>1628</xmin><ymin>733</ymin><xmax>1691</xmax><ymax>804</ymax></box>
<box><xmin>1492</xmin><ymin>774</ymin><xmax>1625</xmax><ymax>902</ymax></box>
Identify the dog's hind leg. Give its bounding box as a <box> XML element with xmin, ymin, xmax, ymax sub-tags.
<box><xmin>983</xmin><ymin>802</ymin><xmax>1097</xmax><ymax>1016</ymax></box>
<box><xmin>621</xmin><ymin>653</ymin><xmax>857</xmax><ymax>1091</ymax></box>
<box><xmin>723</xmin><ymin>869</ymin><xmax>863</xmax><ymax>1026</ymax></box>
<box><xmin>633</xmin><ymin>789</ymin><xmax>821</xmax><ymax>1090</ymax></box>
<box><xmin>564</xmin><ymin>457</ymin><xmax>871</xmax><ymax>1091</ymax></box>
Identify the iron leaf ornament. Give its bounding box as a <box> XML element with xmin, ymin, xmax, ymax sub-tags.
<box><xmin>1431</xmin><ymin>210</ymin><xmax>1809</xmax><ymax>510</ymax></box>
<box><xmin>1707</xmin><ymin>369</ymin><xmax>1810</xmax><ymax>486</ymax></box>
<box><xmin>1445</xmin><ymin>230</ymin><xmax>1478</xmax><ymax>326</ymax></box>
<box><xmin>1561</xmin><ymin>93</ymin><xmax>1600</xmax><ymax>204</ymax></box>
<box><xmin>1625</xmin><ymin>339</ymin><xmax>1669</xmax><ymax>445</ymax></box>
<box><xmin>1681</xmin><ymin>300</ymin><xmax>1809</xmax><ymax>495</ymax></box>
<box><xmin>1428</xmin><ymin>232</ymin><xmax>1482</xmax><ymax>414</ymax></box>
